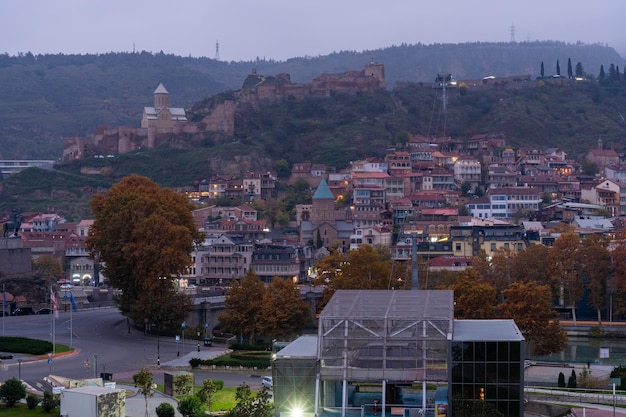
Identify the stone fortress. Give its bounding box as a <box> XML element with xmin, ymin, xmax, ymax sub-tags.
<box><xmin>62</xmin><ymin>62</ymin><xmax>385</xmax><ymax>160</ymax></box>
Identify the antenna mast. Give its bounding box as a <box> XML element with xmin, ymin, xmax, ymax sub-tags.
<box><xmin>215</xmin><ymin>40</ymin><xmax>220</xmax><ymax>61</ymax></box>
<box><xmin>510</xmin><ymin>24</ymin><xmax>517</xmax><ymax>42</ymax></box>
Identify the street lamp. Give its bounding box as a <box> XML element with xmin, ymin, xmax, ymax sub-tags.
<box><xmin>93</xmin><ymin>354</ymin><xmax>98</xmax><ymax>378</ymax></box>
<box><xmin>17</xmin><ymin>359</ymin><xmax>22</xmax><ymax>381</ymax></box>
<box><xmin>156</xmin><ymin>321</ymin><xmax>161</xmax><ymax>366</ymax></box>
<box><xmin>181</xmin><ymin>321</ymin><xmax>186</xmax><ymax>356</ymax></box>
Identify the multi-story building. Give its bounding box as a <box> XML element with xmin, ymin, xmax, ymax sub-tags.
<box><xmin>349</xmin><ymin>225</ymin><xmax>392</xmax><ymax>251</ymax></box>
<box><xmin>200</xmin><ymin>234</ymin><xmax>253</xmax><ymax>285</ymax></box>
<box><xmin>251</xmin><ymin>243</ymin><xmax>312</xmax><ymax>283</ymax></box>
<box><xmin>466</xmin><ymin>187</ymin><xmax>542</xmax><ymax>219</ymax></box>
<box><xmin>453</xmin><ymin>157</ymin><xmax>482</xmax><ymax>187</ymax></box>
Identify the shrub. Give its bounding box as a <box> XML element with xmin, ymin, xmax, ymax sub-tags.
<box><xmin>42</xmin><ymin>390</ymin><xmax>58</xmax><ymax>412</ymax></box>
<box><xmin>557</xmin><ymin>372</ymin><xmax>565</xmax><ymax>388</ymax></box>
<box><xmin>178</xmin><ymin>396</ymin><xmax>205</xmax><ymax>417</ymax></box>
<box><xmin>156</xmin><ymin>402</ymin><xmax>176</xmax><ymax>417</ymax></box>
<box><xmin>0</xmin><ymin>377</ymin><xmax>26</xmax><ymax>407</ymax></box>
<box><xmin>26</xmin><ymin>394</ymin><xmax>39</xmax><ymax>409</ymax></box>
<box><xmin>229</xmin><ymin>343</ymin><xmax>269</xmax><ymax>351</ymax></box>
<box><xmin>567</xmin><ymin>369</ymin><xmax>577</xmax><ymax>388</ymax></box>
<box><xmin>610</xmin><ymin>365</ymin><xmax>626</xmax><ymax>378</ymax></box>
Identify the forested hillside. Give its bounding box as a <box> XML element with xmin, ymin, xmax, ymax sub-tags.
<box><xmin>0</xmin><ymin>41</ymin><xmax>623</xmax><ymax>160</ymax></box>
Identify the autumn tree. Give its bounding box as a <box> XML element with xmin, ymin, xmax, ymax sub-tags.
<box><xmin>578</xmin><ymin>234</ymin><xmax>611</xmax><ymax>324</ymax></box>
<box><xmin>610</xmin><ymin>243</ymin><xmax>626</xmax><ymax>316</ymax></box>
<box><xmin>510</xmin><ymin>244</ymin><xmax>550</xmax><ymax>285</ymax></box>
<box><xmin>32</xmin><ymin>255</ymin><xmax>63</xmax><ymax>279</ymax></box>
<box><xmin>258</xmin><ymin>277</ymin><xmax>311</xmax><ymax>340</ymax></box>
<box><xmin>445</xmin><ymin>269</ymin><xmax>497</xmax><ymax>319</ymax></box>
<box><xmin>312</xmin><ymin>245</ymin><xmax>392</xmax><ymax>306</ymax></box>
<box><xmin>500</xmin><ymin>282</ymin><xmax>567</xmax><ymax>356</ymax></box>
<box><xmin>219</xmin><ymin>269</ymin><xmax>266</xmax><ymax>344</ymax></box>
<box><xmin>547</xmin><ymin>233</ymin><xmax>582</xmax><ymax>323</ymax></box>
<box><xmin>86</xmin><ymin>175</ymin><xmax>204</xmax><ymax>327</ymax></box>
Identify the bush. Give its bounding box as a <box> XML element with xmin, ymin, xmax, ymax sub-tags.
<box><xmin>557</xmin><ymin>372</ymin><xmax>565</xmax><ymax>388</ymax></box>
<box><xmin>0</xmin><ymin>377</ymin><xmax>26</xmax><ymax>407</ymax></box>
<box><xmin>42</xmin><ymin>390</ymin><xmax>58</xmax><ymax>412</ymax></box>
<box><xmin>26</xmin><ymin>394</ymin><xmax>39</xmax><ymax>409</ymax></box>
<box><xmin>178</xmin><ymin>396</ymin><xmax>205</xmax><ymax>417</ymax></box>
<box><xmin>229</xmin><ymin>343</ymin><xmax>269</xmax><ymax>351</ymax></box>
<box><xmin>156</xmin><ymin>402</ymin><xmax>176</xmax><ymax>417</ymax></box>
<box><xmin>610</xmin><ymin>365</ymin><xmax>626</xmax><ymax>378</ymax></box>
<box><xmin>567</xmin><ymin>369</ymin><xmax>577</xmax><ymax>388</ymax></box>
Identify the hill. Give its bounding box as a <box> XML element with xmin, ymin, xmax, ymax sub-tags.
<box><xmin>2</xmin><ymin>72</ymin><xmax>626</xmax><ymax>219</ymax></box>
<box><xmin>0</xmin><ymin>41</ymin><xmax>624</xmax><ymax>160</ymax></box>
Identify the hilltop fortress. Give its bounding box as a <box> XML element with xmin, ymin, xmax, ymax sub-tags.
<box><xmin>62</xmin><ymin>63</ymin><xmax>385</xmax><ymax>160</ymax></box>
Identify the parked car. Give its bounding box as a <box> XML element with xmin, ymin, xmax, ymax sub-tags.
<box><xmin>261</xmin><ymin>376</ymin><xmax>273</xmax><ymax>390</ymax></box>
<box><xmin>12</xmin><ymin>307</ymin><xmax>34</xmax><ymax>316</ymax></box>
<box><xmin>35</xmin><ymin>307</ymin><xmax>52</xmax><ymax>315</ymax></box>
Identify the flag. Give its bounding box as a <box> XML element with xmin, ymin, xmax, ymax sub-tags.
<box><xmin>69</xmin><ymin>292</ymin><xmax>78</xmax><ymax>312</ymax></box>
<box><xmin>50</xmin><ymin>288</ymin><xmax>58</xmax><ymax>318</ymax></box>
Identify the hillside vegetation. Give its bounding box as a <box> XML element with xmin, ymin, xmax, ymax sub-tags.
<box><xmin>0</xmin><ymin>41</ymin><xmax>623</xmax><ymax>159</ymax></box>
<box><xmin>2</xmin><ymin>74</ymin><xmax>626</xmax><ymax>219</ymax></box>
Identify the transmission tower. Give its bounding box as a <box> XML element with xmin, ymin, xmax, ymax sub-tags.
<box><xmin>510</xmin><ymin>24</ymin><xmax>517</xmax><ymax>42</ymax></box>
<box><xmin>215</xmin><ymin>40</ymin><xmax>220</xmax><ymax>61</ymax></box>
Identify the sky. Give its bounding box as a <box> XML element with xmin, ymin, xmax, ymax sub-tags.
<box><xmin>1</xmin><ymin>0</ymin><xmax>625</xmax><ymax>62</ymax></box>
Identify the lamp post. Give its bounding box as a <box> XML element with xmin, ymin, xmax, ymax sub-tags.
<box><xmin>93</xmin><ymin>354</ymin><xmax>98</xmax><ymax>378</ymax></box>
<box><xmin>181</xmin><ymin>321</ymin><xmax>186</xmax><ymax>356</ymax></box>
<box><xmin>157</xmin><ymin>321</ymin><xmax>161</xmax><ymax>366</ymax></box>
<box><xmin>17</xmin><ymin>359</ymin><xmax>21</xmax><ymax>381</ymax></box>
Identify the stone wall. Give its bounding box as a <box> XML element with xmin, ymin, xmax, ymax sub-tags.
<box><xmin>0</xmin><ymin>238</ymin><xmax>32</xmax><ymax>278</ymax></box>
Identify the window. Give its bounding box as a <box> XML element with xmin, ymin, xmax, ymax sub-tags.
<box><xmin>490</xmin><ymin>243</ymin><xmax>496</xmax><ymax>250</ymax></box>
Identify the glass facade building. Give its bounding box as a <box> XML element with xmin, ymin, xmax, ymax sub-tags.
<box><xmin>272</xmin><ymin>291</ymin><xmax>525</xmax><ymax>417</ymax></box>
<box><xmin>450</xmin><ymin>320</ymin><xmax>525</xmax><ymax>417</ymax></box>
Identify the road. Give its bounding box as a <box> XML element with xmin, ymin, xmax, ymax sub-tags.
<box><xmin>0</xmin><ymin>308</ymin><xmax>262</xmax><ymax>391</ymax></box>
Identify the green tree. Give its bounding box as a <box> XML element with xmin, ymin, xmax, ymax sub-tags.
<box><xmin>581</xmin><ymin>161</ymin><xmax>599</xmax><ymax>176</ymax></box>
<box><xmin>445</xmin><ymin>269</ymin><xmax>497</xmax><ymax>319</ymax></box>
<box><xmin>599</xmin><ymin>64</ymin><xmax>606</xmax><ymax>79</ymax></box>
<box><xmin>219</xmin><ymin>269</ymin><xmax>265</xmax><ymax>344</ymax></box>
<box><xmin>226</xmin><ymin>383</ymin><xmax>273</xmax><ymax>417</ymax></box>
<box><xmin>86</xmin><ymin>175</ymin><xmax>204</xmax><ymax>326</ymax></box>
<box><xmin>567</xmin><ymin>58</ymin><xmax>573</xmax><ymax>78</ymax></box>
<box><xmin>41</xmin><ymin>390</ymin><xmax>57</xmax><ymax>412</ymax></box>
<box><xmin>558</xmin><ymin>372</ymin><xmax>566</xmax><ymax>388</ymax></box>
<box><xmin>0</xmin><ymin>377</ymin><xmax>26</xmax><ymax>407</ymax></box>
<box><xmin>133</xmin><ymin>367</ymin><xmax>154</xmax><ymax>417</ymax></box>
<box><xmin>460</xmin><ymin>181</ymin><xmax>472</xmax><ymax>197</ymax></box>
<box><xmin>575</xmin><ymin>61</ymin><xmax>585</xmax><ymax>78</ymax></box>
<box><xmin>273</xmin><ymin>158</ymin><xmax>290</xmax><ymax>178</ymax></box>
<box><xmin>556</xmin><ymin>59</ymin><xmax>561</xmax><ymax>76</ymax></box>
<box><xmin>156</xmin><ymin>402</ymin><xmax>176</xmax><ymax>417</ymax></box>
<box><xmin>568</xmin><ymin>369</ymin><xmax>577</xmax><ymax>388</ymax></box>
<box><xmin>540</xmin><ymin>61</ymin><xmax>545</xmax><ymax>78</ymax></box>
<box><xmin>174</xmin><ymin>373</ymin><xmax>194</xmax><ymax>397</ymax></box>
<box><xmin>197</xmin><ymin>379</ymin><xmax>221</xmax><ymax>414</ymax></box>
<box><xmin>499</xmin><ymin>281</ymin><xmax>567</xmax><ymax>356</ymax></box>
<box><xmin>26</xmin><ymin>393</ymin><xmax>39</xmax><ymax>409</ymax></box>
<box><xmin>258</xmin><ymin>277</ymin><xmax>311</xmax><ymax>340</ymax></box>
<box><xmin>178</xmin><ymin>396</ymin><xmax>205</xmax><ymax>417</ymax></box>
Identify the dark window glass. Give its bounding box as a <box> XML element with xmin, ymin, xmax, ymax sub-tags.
<box><xmin>463</xmin><ymin>342</ymin><xmax>474</xmax><ymax>361</ymax></box>
<box><xmin>510</xmin><ymin>342</ymin><xmax>520</xmax><ymax>361</ymax></box>
<box><xmin>474</xmin><ymin>342</ymin><xmax>486</xmax><ymax>362</ymax></box>
<box><xmin>498</xmin><ymin>342</ymin><xmax>509</xmax><ymax>361</ymax></box>
<box><xmin>486</xmin><ymin>384</ymin><xmax>498</xmax><ymax>400</ymax></box>
<box><xmin>463</xmin><ymin>363</ymin><xmax>473</xmax><ymax>382</ymax></box>
<box><xmin>509</xmin><ymin>362</ymin><xmax>520</xmax><ymax>383</ymax></box>
<box><xmin>451</xmin><ymin>363</ymin><xmax>462</xmax><ymax>381</ymax></box>
<box><xmin>486</xmin><ymin>342</ymin><xmax>498</xmax><ymax>361</ymax></box>
<box><xmin>475</xmin><ymin>362</ymin><xmax>486</xmax><ymax>383</ymax></box>
<box><xmin>498</xmin><ymin>363</ymin><xmax>509</xmax><ymax>383</ymax></box>
<box><xmin>486</xmin><ymin>363</ymin><xmax>498</xmax><ymax>383</ymax></box>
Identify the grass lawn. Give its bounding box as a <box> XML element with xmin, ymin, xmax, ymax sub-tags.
<box><xmin>0</xmin><ymin>403</ymin><xmax>58</xmax><ymax>416</ymax></box>
<box><xmin>153</xmin><ymin>383</ymin><xmax>254</xmax><ymax>412</ymax></box>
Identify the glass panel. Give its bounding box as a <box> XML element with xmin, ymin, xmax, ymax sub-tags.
<box><xmin>486</xmin><ymin>342</ymin><xmax>498</xmax><ymax>361</ymax></box>
<box><xmin>509</xmin><ymin>362</ymin><xmax>520</xmax><ymax>383</ymax></box>
<box><xmin>474</xmin><ymin>342</ymin><xmax>486</xmax><ymax>362</ymax></box>
<box><xmin>510</xmin><ymin>341</ymin><xmax>520</xmax><ymax>361</ymax></box>
<box><xmin>463</xmin><ymin>363</ymin><xmax>473</xmax><ymax>382</ymax></box>
<box><xmin>498</xmin><ymin>342</ymin><xmax>509</xmax><ymax>361</ymax></box>
<box><xmin>486</xmin><ymin>363</ymin><xmax>498</xmax><ymax>383</ymax></box>
<box><xmin>463</xmin><ymin>342</ymin><xmax>474</xmax><ymax>362</ymax></box>
<box><xmin>498</xmin><ymin>363</ymin><xmax>509</xmax><ymax>383</ymax></box>
<box><xmin>486</xmin><ymin>384</ymin><xmax>498</xmax><ymax>401</ymax></box>
<box><xmin>475</xmin><ymin>362</ymin><xmax>486</xmax><ymax>383</ymax></box>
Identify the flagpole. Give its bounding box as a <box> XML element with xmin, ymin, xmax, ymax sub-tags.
<box><xmin>70</xmin><ymin>291</ymin><xmax>73</xmax><ymax>348</ymax></box>
<box><xmin>2</xmin><ymin>284</ymin><xmax>6</xmax><ymax>337</ymax></box>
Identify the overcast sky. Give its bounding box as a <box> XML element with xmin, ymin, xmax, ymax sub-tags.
<box><xmin>1</xmin><ymin>0</ymin><xmax>624</xmax><ymax>62</ymax></box>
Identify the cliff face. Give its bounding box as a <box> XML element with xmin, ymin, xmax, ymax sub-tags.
<box><xmin>62</xmin><ymin>64</ymin><xmax>386</xmax><ymax>159</ymax></box>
